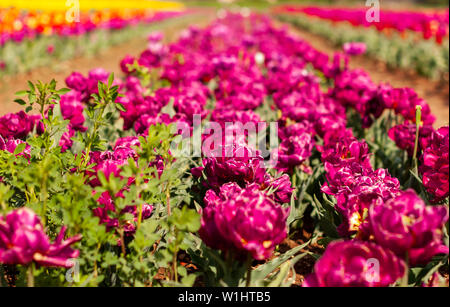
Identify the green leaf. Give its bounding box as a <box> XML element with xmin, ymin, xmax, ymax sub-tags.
<box><xmin>27</xmin><ymin>81</ymin><xmax>35</xmax><ymax>92</ymax></box>
<box><xmin>97</xmin><ymin>82</ymin><xmax>105</xmax><ymax>99</ymax></box>
<box><xmin>50</xmin><ymin>79</ymin><xmax>57</xmax><ymax>90</ymax></box>
<box><xmin>177</xmin><ymin>265</ymin><xmax>187</xmax><ymax>277</ymax></box>
<box><xmin>115</xmin><ymin>103</ymin><xmax>126</xmax><ymax>112</ymax></box>
<box><xmin>108</xmin><ymin>73</ymin><xmax>114</xmax><ymax>88</ymax></box>
<box><xmin>15</xmin><ymin>90</ymin><xmax>28</xmax><ymax>96</ymax></box>
<box><xmin>57</xmin><ymin>88</ymin><xmax>71</xmax><ymax>95</ymax></box>
<box><xmin>251</xmin><ymin>240</ymin><xmax>311</xmax><ymax>282</ymax></box>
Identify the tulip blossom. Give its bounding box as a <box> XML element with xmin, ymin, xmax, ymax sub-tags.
<box><xmin>275</xmin><ymin>132</ymin><xmax>314</xmax><ymax>173</ymax></box>
<box><xmin>0</xmin><ymin>111</ymin><xmax>41</xmax><ymax>140</ymax></box>
<box><xmin>303</xmin><ymin>240</ymin><xmax>406</xmax><ymax>287</ymax></box>
<box><xmin>388</xmin><ymin>123</ymin><xmax>434</xmax><ymax>156</ymax></box>
<box><xmin>198</xmin><ymin>144</ymin><xmax>267</xmax><ymax>189</ymax></box>
<box><xmin>367</xmin><ymin>190</ymin><xmax>449</xmax><ymax>265</ymax></box>
<box><xmin>420</xmin><ymin>126</ymin><xmax>449</xmax><ymax>203</ymax></box>
<box><xmin>0</xmin><ymin>208</ymin><xmax>81</xmax><ymax>268</ymax></box>
<box><xmin>199</xmin><ymin>183</ymin><xmax>289</xmax><ymax>260</ymax></box>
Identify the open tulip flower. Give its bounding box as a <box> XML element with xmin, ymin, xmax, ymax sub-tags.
<box><xmin>367</xmin><ymin>190</ymin><xmax>449</xmax><ymax>266</ymax></box>
<box><xmin>303</xmin><ymin>240</ymin><xmax>406</xmax><ymax>287</ymax></box>
<box><xmin>199</xmin><ymin>183</ymin><xmax>289</xmax><ymax>261</ymax></box>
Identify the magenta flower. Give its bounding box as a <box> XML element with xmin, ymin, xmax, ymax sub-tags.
<box><xmin>0</xmin><ymin>137</ymin><xmax>30</xmax><ymax>157</ymax></box>
<box><xmin>367</xmin><ymin>190</ymin><xmax>449</xmax><ymax>265</ymax></box>
<box><xmin>322</xmin><ymin>135</ymin><xmax>373</xmax><ymax>173</ymax></box>
<box><xmin>263</xmin><ymin>174</ymin><xmax>295</xmax><ymax>204</ymax></box>
<box><xmin>113</xmin><ymin>136</ymin><xmax>141</xmax><ymax>161</ymax></box>
<box><xmin>388</xmin><ymin>88</ymin><xmax>435</xmax><ymax>126</ymax></box>
<box><xmin>59</xmin><ymin>127</ymin><xmax>76</xmax><ymax>153</ymax></box>
<box><xmin>211</xmin><ymin>108</ymin><xmax>262</xmax><ymax>129</ymax></box>
<box><xmin>332</xmin><ymin>69</ymin><xmax>377</xmax><ymax>112</ymax></box>
<box><xmin>323</xmin><ymin>166</ymin><xmax>401</xmax><ymax>237</ymax></box>
<box><xmin>303</xmin><ymin>240</ymin><xmax>406</xmax><ymax>287</ymax></box>
<box><xmin>148</xmin><ymin>31</ymin><xmax>163</xmax><ymax>42</ymax></box>
<box><xmin>86</xmin><ymin>152</ymin><xmax>128</xmax><ymax>187</ymax></box>
<box><xmin>343</xmin><ymin>42</ymin><xmax>367</xmax><ymax>56</ymax></box>
<box><xmin>274</xmin><ymin>133</ymin><xmax>314</xmax><ymax>173</ymax></box>
<box><xmin>199</xmin><ymin>183</ymin><xmax>289</xmax><ymax>260</ymax></box>
<box><xmin>420</xmin><ymin>126</ymin><xmax>449</xmax><ymax>203</ymax></box>
<box><xmin>0</xmin><ymin>208</ymin><xmax>81</xmax><ymax>268</ymax></box>
<box><xmin>93</xmin><ymin>192</ymin><xmax>153</xmax><ymax>237</ymax></box>
<box><xmin>134</xmin><ymin>113</ymin><xmax>176</xmax><ymax>135</ymax></box>
<box><xmin>60</xmin><ymin>91</ymin><xmax>87</xmax><ymax>132</ymax></box>
<box><xmin>388</xmin><ymin>123</ymin><xmax>433</xmax><ymax>156</ymax></box>
<box><xmin>65</xmin><ymin>72</ymin><xmax>87</xmax><ymax>93</ymax></box>
<box><xmin>120</xmin><ymin>55</ymin><xmax>136</xmax><ymax>74</ymax></box>
<box><xmin>47</xmin><ymin>44</ymin><xmax>55</xmax><ymax>55</ymax></box>
<box><xmin>199</xmin><ymin>144</ymin><xmax>266</xmax><ymax>189</ymax></box>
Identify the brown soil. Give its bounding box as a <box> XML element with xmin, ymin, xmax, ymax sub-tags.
<box><xmin>277</xmin><ymin>20</ymin><xmax>449</xmax><ymax>129</ymax></box>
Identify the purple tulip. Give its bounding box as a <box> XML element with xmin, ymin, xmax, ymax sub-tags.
<box><xmin>199</xmin><ymin>143</ymin><xmax>266</xmax><ymax>189</ymax></box>
<box><xmin>420</xmin><ymin>126</ymin><xmax>449</xmax><ymax>203</ymax></box>
<box><xmin>0</xmin><ymin>111</ymin><xmax>40</xmax><ymax>140</ymax></box>
<box><xmin>263</xmin><ymin>174</ymin><xmax>295</xmax><ymax>204</ymax></box>
<box><xmin>274</xmin><ymin>133</ymin><xmax>314</xmax><ymax>173</ymax></box>
<box><xmin>199</xmin><ymin>183</ymin><xmax>289</xmax><ymax>260</ymax></box>
<box><xmin>0</xmin><ymin>208</ymin><xmax>81</xmax><ymax>268</ymax></box>
<box><xmin>65</xmin><ymin>72</ymin><xmax>87</xmax><ymax>93</ymax></box>
<box><xmin>388</xmin><ymin>123</ymin><xmax>434</xmax><ymax>156</ymax></box>
<box><xmin>60</xmin><ymin>91</ymin><xmax>87</xmax><ymax>132</ymax></box>
<box><xmin>367</xmin><ymin>190</ymin><xmax>449</xmax><ymax>265</ymax></box>
<box><xmin>303</xmin><ymin>240</ymin><xmax>406</xmax><ymax>287</ymax></box>
<box><xmin>120</xmin><ymin>55</ymin><xmax>136</xmax><ymax>74</ymax></box>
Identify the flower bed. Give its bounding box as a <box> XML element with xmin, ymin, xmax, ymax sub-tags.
<box><xmin>275</xmin><ymin>6</ymin><xmax>449</xmax><ymax>43</ymax></box>
<box><xmin>0</xmin><ymin>12</ymin><xmax>448</xmax><ymax>287</ymax></box>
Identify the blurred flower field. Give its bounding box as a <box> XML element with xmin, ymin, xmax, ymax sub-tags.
<box><xmin>0</xmin><ymin>1</ymin><xmax>186</xmax><ymax>76</ymax></box>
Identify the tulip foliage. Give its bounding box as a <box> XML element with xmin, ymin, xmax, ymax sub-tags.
<box><xmin>0</xmin><ymin>12</ymin><xmax>448</xmax><ymax>287</ymax></box>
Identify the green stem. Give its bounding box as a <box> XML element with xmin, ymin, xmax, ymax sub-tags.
<box><xmin>292</xmin><ymin>172</ymin><xmax>297</xmax><ymax>188</ymax></box>
<box><xmin>166</xmin><ymin>182</ymin><xmax>171</xmax><ymax>216</ymax></box>
<box><xmin>137</xmin><ymin>203</ymin><xmax>144</xmax><ymax>230</ymax></box>
<box><xmin>41</xmin><ymin>172</ymin><xmax>48</xmax><ymax>227</ymax></box>
<box><xmin>245</xmin><ymin>255</ymin><xmax>253</xmax><ymax>287</ymax></box>
<box><xmin>135</xmin><ymin>176</ymin><xmax>143</xmax><ymax>230</ymax></box>
<box><xmin>173</xmin><ymin>248</ymin><xmax>178</xmax><ymax>283</ymax></box>
<box><xmin>27</xmin><ymin>264</ymin><xmax>34</xmax><ymax>287</ymax></box>
<box><xmin>80</xmin><ymin>101</ymin><xmax>109</xmax><ymax>170</ymax></box>
<box><xmin>119</xmin><ymin>228</ymin><xmax>126</xmax><ymax>258</ymax></box>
